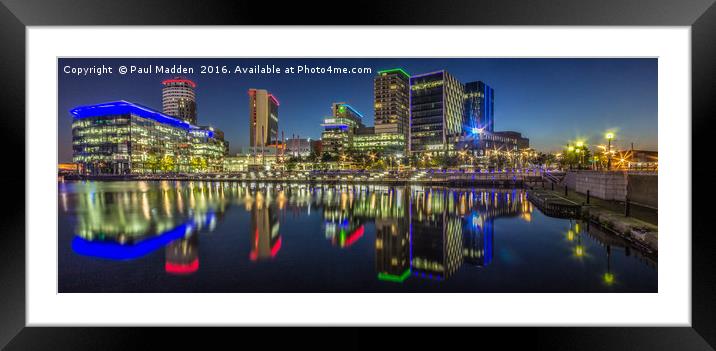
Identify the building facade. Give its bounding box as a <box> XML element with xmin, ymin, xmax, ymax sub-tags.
<box><xmin>493</xmin><ymin>131</ymin><xmax>529</xmax><ymax>150</ymax></box>
<box><xmin>352</xmin><ymin>132</ymin><xmax>406</xmax><ymax>155</ymax></box>
<box><xmin>454</xmin><ymin>130</ymin><xmax>528</xmax><ymax>156</ymax></box>
<box><xmin>248</xmin><ymin>89</ymin><xmax>280</xmax><ymax>147</ymax></box>
<box><xmin>320</xmin><ymin>103</ymin><xmax>365</xmax><ymax>156</ymax></box>
<box><xmin>71</xmin><ymin>100</ymin><xmax>227</xmax><ymax>175</ymax></box>
<box><xmin>162</xmin><ymin>78</ymin><xmax>197</xmax><ymax>125</ymax></box>
<box><xmin>285</xmin><ymin>137</ymin><xmax>312</xmax><ymax>157</ymax></box>
<box><xmin>374</xmin><ymin>68</ymin><xmax>411</xmax><ymax>138</ymax></box>
<box><xmin>410</xmin><ymin>70</ymin><xmax>465</xmax><ymax>156</ymax></box>
<box><xmin>464</xmin><ymin>81</ymin><xmax>494</xmax><ymax>133</ymax></box>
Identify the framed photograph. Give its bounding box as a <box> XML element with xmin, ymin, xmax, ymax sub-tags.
<box><xmin>1</xmin><ymin>0</ymin><xmax>714</xmax><ymax>349</ymax></box>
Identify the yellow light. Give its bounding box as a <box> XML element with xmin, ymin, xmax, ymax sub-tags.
<box><xmin>576</xmin><ymin>141</ymin><xmax>584</xmax><ymax>147</ymax></box>
<box><xmin>605</xmin><ymin>132</ymin><xmax>614</xmax><ymax>140</ymax></box>
<box><xmin>567</xmin><ymin>230</ymin><xmax>574</xmax><ymax>241</ymax></box>
<box><xmin>603</xmin><ymin>272</ymin><xmax>615</xmax><ymax>285</ymax></box>
<box><xmin>575</xmin><ymin>245</ymin><xmax>585</xmax><ymax>257</ymax></box>
<box><xmin>567</xmin><ymin>146</ymin><xmax>575</xmax><ymax>152</ymax></box>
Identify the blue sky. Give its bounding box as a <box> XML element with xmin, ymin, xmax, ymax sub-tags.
<box><xmin>58</xmin><ymin>58</ymin><xmax>657</xmax><ymax>162</ymax></box>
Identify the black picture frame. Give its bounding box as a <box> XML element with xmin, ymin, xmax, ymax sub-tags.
<box><xmin>1</xmin><ymin>0</ymin><xmax>713</xmax><ymax>349</ymax></box>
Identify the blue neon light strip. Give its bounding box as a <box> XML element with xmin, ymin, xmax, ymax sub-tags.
<box><xmin>340</xmin><ymin>104</ymin><xmax>364</xmax><ymax>119</ymax></box>
<box><xmin>72</xmin><ymin>222</ymin><xmax>191</xmax><ymax>260</ymax></box>
<box><xmin>321</xmin><ymin>123</ymin><xmax>349</xmax><ymax>130</ymax></box>
<box><xmin>70</xmin><ymin>100</ymin><xmax>193</xmax><ymax>130</ymax></box>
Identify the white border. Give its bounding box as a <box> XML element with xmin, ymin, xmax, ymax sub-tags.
<box><xmin>27</xmin><ymin>27</ymin><xmax>690</xmax><ymax>326</ymax></box>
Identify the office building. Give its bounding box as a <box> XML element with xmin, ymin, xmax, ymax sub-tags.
<box><xmin>71</xmin><ymin>100</ymin><xmax>227</xmax><ymax>174</ymax></box>
<box><xmin>374</xmin><ymin>68</ymin><xmax>411</xmax><ymax>139</ymax></box>
<box><xmin>162</xmin><ymin>78</ymin><xmax>197</xmax><ymax>125</ymax></box>
<box><xmin>455</xmin><ymin>130</ymin><xmax>528</xmax><ymax>156</ymax></box>
<box><xmin>410</xmin><ymin>70</ymin><xmax>465</xmax><ymax>156</ymax></box>
<box><xmin>493</xmin><ymin>131</ymin><xmax>529</xmax><ymax>149</ymax></box>
<box><xmin>311</xmin><ymin>139</ymin><xmax>323</xmax><ymax>156</ymax></box>
<box><xmin>320</xmin><ymin>102</ymin><xmax>365</xmax><ymax>156</ymax></box>
<box><xmin>352</xmin><ymin>132</ymin><xmax>406</xmax><ymax>155</ymax></box>
<box><xmin>464</xmin><ymin>81</ymin><xmax>494</xmax><ymax>133</ymax></box>
<box><xmin>248</xmin><ymin>89</ymin><xmax>279</xmax><ymax>147</ymax></box>
<box><xmin>286</xmin><ymin>137</ymin><xmax>312</xmax><ymax>157</ymax></box>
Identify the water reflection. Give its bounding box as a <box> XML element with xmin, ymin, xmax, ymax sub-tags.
<box><xmin>59</xmin><ymin>181</ymin><xmax>656</xmax><ymax>291</ymax></box>
<box><xmin>249</xmin><ymin>191</ymin><xmax>281</xmax><ymax>260</ymax></box>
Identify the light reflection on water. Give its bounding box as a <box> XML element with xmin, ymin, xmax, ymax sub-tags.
<box><xmin>58</xmin><ymin>181</ymin><xmax>657</xmax><ymax>292</ymax></box>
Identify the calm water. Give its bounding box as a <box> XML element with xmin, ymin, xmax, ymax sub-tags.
<box><xmin>58</xmin><ymin>181</ymin><xmax>657</xmax><ymax>292</ymax></box>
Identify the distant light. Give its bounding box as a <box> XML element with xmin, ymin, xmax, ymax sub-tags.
<box><xmin>606</xmin><ymin>132</ymin><xmax>615</xmax><ymax>140</ymax></box>
<box><xmin>603</xmin><ymin>272</ymin><xmax>615</xmax><ymax>285</ymax></box>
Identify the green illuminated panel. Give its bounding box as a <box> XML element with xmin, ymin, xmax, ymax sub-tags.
<box><xmin>377</xmin><ymin>269</ymin><xmax>411</xmax><ymax>283</ymax></box>
<box><xmin>377</xmin><ymin>68</ymin><xmax>411</xmax><ymax>79</ymax></box>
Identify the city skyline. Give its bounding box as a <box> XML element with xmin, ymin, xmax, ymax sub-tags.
<box><xmin>58</xmin><ymin>58</ymin><xmax>657</xmax><ymax>162</ymax></box>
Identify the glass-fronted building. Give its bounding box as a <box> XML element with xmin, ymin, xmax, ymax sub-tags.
<box><xmin>410</xmin><ymin>70</ymin><xmax>465</xmax><ymax>156</ymax></box>
<box><xmin>71</xmin><ymin>100</ymin><xmax>227</xmax><ymax>175</ymax></box>
<box><xmin>464</xmin><ymin>81</ymin><xmax>494</xmax><ymax>133</ymax></box>
<box><xmin>320</xmin><ymin>103</ymin><xmax>365</xmax><ymax>156</ymax></box>
<box><xmin>352</xmin><ymin>132</ymin><xmax>406</xmax><ymax>155</ymax></box>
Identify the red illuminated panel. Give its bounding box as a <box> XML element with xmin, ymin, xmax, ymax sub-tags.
<box><xmin>344</xmin><ymin>225</ymin><xmax>365</xmax><ymax>247</ymax></box>
<box><xmin>268</xmin><ymin>94</ymin><xmax>280</xmax><ymax>106</ymax></box>
<box><xmin>162</xmin><ymin>78</ymin><xmax>196</xmax><ymax>88</ymax></box>
<box><xmin>165</xmin><ymin>258</ymin><xmax>199</xmax><ymax>275</ymax></box>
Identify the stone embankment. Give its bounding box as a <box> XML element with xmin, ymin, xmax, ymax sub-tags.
<box><xmin>528</xmin><ymin>189</ymin><xmax>657</xmax><ymax>254</ymax></box>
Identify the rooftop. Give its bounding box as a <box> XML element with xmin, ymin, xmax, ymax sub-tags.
<box><xmin>70</xmin><ymin>100</ymin><xmax>193</xmax><ymax>130</ymax></box>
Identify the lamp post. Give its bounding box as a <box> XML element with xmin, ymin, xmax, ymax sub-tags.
<box><xmin>606</xmin><ymin>132</ymin><xmax>615</xmax><ymax>170</ymax></box>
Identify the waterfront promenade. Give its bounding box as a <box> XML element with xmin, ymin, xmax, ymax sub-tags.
<box><xmin>63</xmin><ymin>169</ymin><xmax>545</xmax><ymax>187</ymax></box>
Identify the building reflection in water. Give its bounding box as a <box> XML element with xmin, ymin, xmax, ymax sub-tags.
<box><xmin>165</xmin><ymin>233</ymin><xmax>199</xmax><ymax>275</ymax></box>
<box><xmin>248</xmin><ymin>191</ymin><xmax>282</xmax><ymax>261</ymax></box>
<box><xmin>463</xmin><ymin>210</ymin><xmax>493</xmax><ymax>267</ymax></box>
<box><xmin>323</xmin><ymin>186</ymin><xmax>365</xmax><ymax>248</ymax></box>
<box><xmin>65</xmin><ymin>181</ymin><xmax>230</xmax><ymax>275</ymax></box>
<box><xmin>62</xmin><ymin>181</ymin><xmax>648</xmax><ymax>285</ymax></box>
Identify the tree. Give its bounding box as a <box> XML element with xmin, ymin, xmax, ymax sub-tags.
<box><xmin>286</xmin><ymin>156</ymin><xmax>301</xmax><ymax>171</ymax></box>
<box><xmin>160</xmin><ymin>154</ymin><xmax>175</xmax><ymax>172</ymax></box>
<box><xmin>535</xmin><ymin>152</ymin><xmax>557</xmax><ymax>169</ymax></box>
<box><xmin>560</xmin><ymin>145</ymin><xmax>591</xmax><ymax>170</ymax></box>
<box><xmin>488</xmin><ymin>152</ymin><xmax>508</xmax><ymax>169</ymax></box>
<box><xmin>306</xmin><ymin>152</ymin><xmax>319</xmax><ymax>163</ymax></box>
<box><xmin>145</xmin><ymin>152</ymin><xmax>160</xmax><ymax>173</ymax></box>
<box><xmin>436</xmin><ymin>154</ymin><xmax>459</xmax><ymax>169</ymax></box>
<box><xmin>321</xmin><ymin>152</ymin><xmax>336</xmax><ymax>162</ymax></box>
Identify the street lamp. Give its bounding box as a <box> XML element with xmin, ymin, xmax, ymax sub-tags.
<box><xmin>605</xmin><ymin>132</ymin><xmax>615</xmax><ymax>170</ymax></box>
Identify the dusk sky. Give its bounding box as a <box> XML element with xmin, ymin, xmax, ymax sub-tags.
<box><xmin>58</xmin><ymin>58</ymin><xmax>657</xmax><ymax>162</ymax></box>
